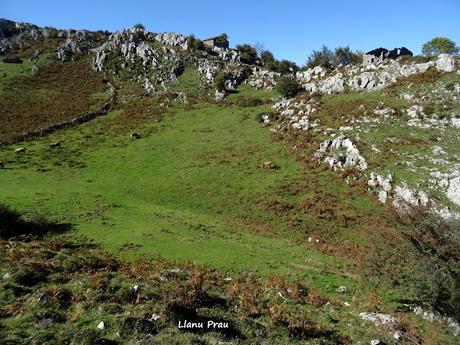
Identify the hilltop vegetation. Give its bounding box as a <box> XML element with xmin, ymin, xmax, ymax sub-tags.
<box><xmin>0</xmin><ymin>19</ymin><xmax>459</xmax><ymax>344</ymax></box>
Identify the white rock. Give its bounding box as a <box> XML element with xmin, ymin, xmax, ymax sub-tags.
<box><xmin>149</xmin><ymin>313</ymin><xmax>161</xmax><ymax>321</ymax></box>
<box><xmin>436</xmin><ymin>54</ymin><xmax>456</xmax><ymax>72</ymax></box>
<box><xmin>359</xmin><ymin>312</ymin><xmax>398</xmax><ymax>326</ymax></box>
<box><xmin>97</xmin><ymin>321</ymin><xmax>105</xmax><ymax>330</ymax></box>
<box><xmin>447</xmin><ymin>176</ymin><xmax>460</xmax><ymax>206</ymax></box>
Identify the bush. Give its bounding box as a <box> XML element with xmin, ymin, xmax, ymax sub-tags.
<box><xmin>214</xmin><ymin>73</ymin><xmax>227</xmax><ymax>91</ymax></box>
<box><xmin>276</xmin><ymin>59</ymin><xmax>298</xmax><ymax>74</ymax></box>
<box><xmin>276</xmin><ymin>76</ymin><xmax>301</xmax><ymax>98</ymax></box>
<box><xmin>422</xmin><ymin>37</ymin><xmax>459</xmax><ymax>56</ymax></box>
<box><xmin>187</xmin><ymin>35</ymin><xmax>204</xmax><ymax>50</ymax></box>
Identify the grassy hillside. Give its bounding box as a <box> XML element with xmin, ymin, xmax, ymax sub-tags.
<box><xmin>1</xmin><ymin>59</ymin><xmax>459</xmax><ymax>344</ymax></box>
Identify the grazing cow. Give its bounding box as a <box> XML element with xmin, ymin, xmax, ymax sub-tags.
<box><xmin>49</xmin><ymin>141</ymin><xmax>61</xmax><ymax>149</ymax></box>
<box><xmin>131</xmin><ymin>132</ymin><xmax>141</xmax><ymax>140</ymax></box>
<box><xmin>15</xmin><ymin>147</ymin><xmax>26</xmax><ymax>155</ymax></box>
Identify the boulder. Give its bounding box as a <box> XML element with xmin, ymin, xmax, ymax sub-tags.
<box><xmin>436</xmin><ymin>54</ymin><xmax>455</xmax><ymax>72</ymax></box>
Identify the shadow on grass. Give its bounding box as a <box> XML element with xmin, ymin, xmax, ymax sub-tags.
<box><xmin>0</xmin><ymin>203</ymin><xmax>72</xmax><ymax>238</ymax></box>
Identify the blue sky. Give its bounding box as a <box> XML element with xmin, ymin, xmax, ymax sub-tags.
<box><xmin>2</xmin><ymin>0</ymin><xmax>459</xmax><ymax>65</ymax></box>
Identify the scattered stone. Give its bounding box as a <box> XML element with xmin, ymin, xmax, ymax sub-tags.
<box><xmin>393</xmin><ymin>185</ymin><xmax>429</xmax><ymax>211</ymax></box>
<box><xmin>359</xmin><ymin>312</ymin><xmax>398</xmax><ymax>326</ymax></box>
<box><xmin>214</xmin><ymin>89</ymin><xmax>225</xmax><ymax>101</ymax></box>
<box><xmin>315</xmin><ymin>135</ymin><xmax>367</xmax><ymax>171</ymax></box>
<box><xmin>370</xmin><ymin>340</ymin><xmax>385</xmax><ymax>345</ymax></box>
<box><xmin>336</xmin><ymin>286</ymin><xmax>347</xmax><ymax>294</ymax></box>
<box><xmin>393</xmin><ymin>330</ymin><xmax>403</xmax><ymax>341</ymax></box>
<box><xmin>49</xmin><ymin>141</ymin><xmax>61</xmax><ymax>149</ymax></box>
<box><xmin>97</xmin><ymin>321</ymin><xmax>105</xmax><ymax>330</ymax></box>
<box><xmin>149</xmin><ymin>313</ymin><xmax>161</xmax><ymax>321</ymax></box>
<box><xmin>131</xmin><ymin>132</ymin><xmax>141</xmax><ymax>140</ymax></box>
<box><xmin>412</xmin><ymin>306</ymin><xmax>460</xmax><ymax>336</ymax></box>
<box><xmin>262</xmin><ymin>161</ymin><xmax>278</xmax><ymax>170</ymax></box>
<box><xmin>447</xmin><ymin>176</ymin><xmax>460</xmax><ymax>206</ymax></box>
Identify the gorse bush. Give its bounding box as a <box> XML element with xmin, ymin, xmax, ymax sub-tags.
<box><xmin>276</xmin><ymin>75</ymin><xmax>301</xmax><ymax>98</ymax></box>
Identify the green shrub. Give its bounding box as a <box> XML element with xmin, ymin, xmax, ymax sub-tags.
<box><xmin>214</xmin><ymin>73</ymin><xmax>227</xmax><ymax>91</ymax></box>
<box><xmin>187</xmin><ymin>35</ymin><xmax>204</xmax><ymax>50</ymax></box>
<box><xmin>261</xmin><ymin>50</ymin><xmax>275</xmax><ymax>67</ymax></box>
<box><xmin>276</xmin><ymin>59</ymin><xmax>299</xmax><ymax>74</ymax></box>
<box><xmin>276</xmin><ymin>76</ymin><xmax>301</xmax><ymax>98</ymax></box>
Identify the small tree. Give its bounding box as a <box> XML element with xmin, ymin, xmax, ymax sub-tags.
<box><xmin>276</xmin><ymin>59</ymin><xmax>298</xmax><ymax>74</ymax></box>
<box><xmin>422</xmin><ymin>37</ymin><xmax>459</xmax><ymax>56</ymax></box>
<box><xmin>332</xmin><ymin>46</ymin><xmax>361</xmax><ymax>66</ymax></box>
<box><xmin>236</xmin><ymin>44</ymin><xmax>258</xmax><ymax>64</ymax></box>
<box><xmin>276</xmin><ymin>76</ymin><xmax>301</xmax><ymax>98</ymax></box>
<box><xmin>306</xmin><ymin>45</ymin><xmax>333</xmax><ymax>69</ymax></box>
<box><xmin>261</xmin><ymin>50</ymin><xmax>275</xmax><ymax>66</ymax></box>
<box><xmin>134</xmin><ymin>23</ymin><xmax>145</xmax><ymax>31</ymax></box>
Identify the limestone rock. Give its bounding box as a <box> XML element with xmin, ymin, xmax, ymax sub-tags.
<box><xmin>436</xmin><ymin>54</ymin><xmax>456</xmax><ymax>72</ymax></box>
<box><xmin>359</xmin><ymin>312</ymin><xmax>398</xmax><ymax>326</ymax></box>
<box><xmin>315</xmin><ymin>135</ymin><xmax>367</xmax><ymax>171</ymax></box>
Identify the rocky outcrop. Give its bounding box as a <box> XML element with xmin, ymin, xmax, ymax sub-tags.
<box><xmin>436</xmin><ymin>54</ymin><xmax>456</xmax><ymax>72</ymax></box>
<box><xmin>92</xmin><ymin>28</ymin><xmax>184</xmax><ymax>91</ymax></box>
<box><xmin>56</xmin><ymin>38</ymin><xmax>91</xmax><ymax>61</ymax></box>
<box><xmin>314</xmin><ymin>135</ymin><xmax>368</xmax><ymax>171</ymax></box>
<box><xmin>153</xmin><ymin>32</ymin><xmax>188</xmax><ymax>49</ymax></box>
<box><xmin>368</xmin><ymin>173</ymin><xmax>393</xmax><ymax>203</ymax></box>
<box><xmin>246</xmin><ymin>66</ymin><xmax>279</xmax><ymax>90</ymax></box>
<box><xmin>392</xmin><ymin>185</ymin><xmax>429</xmax><ymax>211</ymax></box>
<box><xmin>296</xmin><ymin>54</ymin><xmax>458</xmax><ymax>94</ymax></box>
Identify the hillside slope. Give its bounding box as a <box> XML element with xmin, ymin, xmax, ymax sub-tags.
<box><xmin>0</xmin><ymin>19</ymin><xmax>459</xmax><ymax>344</ymax></box>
